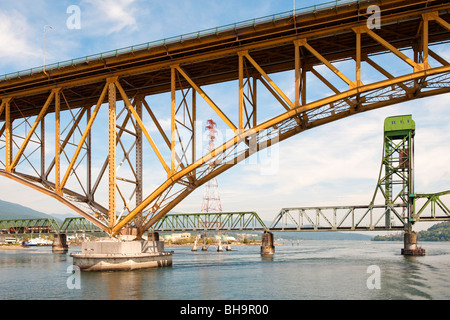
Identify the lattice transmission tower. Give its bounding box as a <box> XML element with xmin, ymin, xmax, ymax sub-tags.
<box><xmin>201</xmin><ymin>119</ymin><xmax>223</xmax><ymax>214</ymax></box>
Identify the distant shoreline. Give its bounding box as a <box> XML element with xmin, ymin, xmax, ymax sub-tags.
<box><xmin>0</xmin><ymin>245</ymin><xmax>37</xmax><ymax>251</ymax></box>
<box><xmin>166</xmin><ymin>242</ymin><xmax>262</xmax><ymax>248</ymax></box>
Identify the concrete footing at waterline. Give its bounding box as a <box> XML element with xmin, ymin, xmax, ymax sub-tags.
<box><xmin>402</xmin><ymin>232</ymin><xmax>426</xmax><ymax>256</ymax></box>
<box><xmin>71</xmin><ymin>238</ymin><xmax>173</xmax><ymax>271</ymax></box>
<box><xmin>52</xmin><ymin>233</ymin><xmax>69</xmax><ymax>254</ymax></box>
<box><xmin>261</xmin><ymin>231</ymin><xmax>275</xmax><ymax>255</ymax></box>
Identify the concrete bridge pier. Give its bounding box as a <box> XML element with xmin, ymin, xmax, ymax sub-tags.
<box><xmin>71</xmin><ymin>239</ymin><xmax>173</xmax><ymax>271</ymax></box>
<box><xmin>261</xmin><ymin>231</ymin><xmax>275</xmax><ymax>255</ymax></box>
<box><xmin>52</xmin><ymin>233</ymin><xmax>69</xmax><ymax>254</ymax></box>
<box><xmin>402</xmin><ymin>232</ymin><xmax>426</xmax><ymax>256</ymax></box>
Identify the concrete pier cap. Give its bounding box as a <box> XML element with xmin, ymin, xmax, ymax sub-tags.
<box><xmin>71</xmin><ymin>233</ymin><xmax>173</xmax><ymax>271</ymax></box>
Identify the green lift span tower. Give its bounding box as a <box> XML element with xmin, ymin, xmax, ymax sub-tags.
<box><xmin>371</xmin><ymin>115</ymin><xmax>425</xmax><ymax>255</ymax></box>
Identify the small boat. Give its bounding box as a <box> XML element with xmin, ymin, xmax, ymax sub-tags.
<box><xmin>25</xmin><ymin>238</ymin><xmax>52</xmax><ymax>247</ymax></box>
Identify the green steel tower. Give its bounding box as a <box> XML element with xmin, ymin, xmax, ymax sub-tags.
<box><xmin>371</xmin><ymin>115</ymin><xmax>415</xmax><ymax>232</ymax></box>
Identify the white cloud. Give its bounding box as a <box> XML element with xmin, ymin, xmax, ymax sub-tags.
<box><xmin>81</xmin><ymin>0</ymin><xmax>139</xmax><ymax>35</ymax></box>
<box><xmin>0</xmin><ymin>10</ymin><xmax>40</xmax><ymax>69</ymax></box>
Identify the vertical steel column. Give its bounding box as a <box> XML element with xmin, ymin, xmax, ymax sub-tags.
<box><xmin>294</xmin><ymin>40</ymin><xmax>306</xmax><ymax>106</ymax></box>
<box><xmin>86</xmin><ymin>106</ymin><xmax>92</xmax><ymax>200</ymax></box>
<box><xmin>238</xmin><ymin>51</ymin><xmax>245</xmax><ymax>130</ymax></box>
<box><xmin>4</xmin><ymin>98</ymin><xmax>12</xmax><ymax>173</ymax></box>
<box><xmin>192</xmin><ymin>90</ymin><xmax>197</xmax><ymax>179</ymax></box>
<box><xmin>407</xmin><ymin>129</ymin><xmax>415</xmax><ymax>233</ymax></box>
<box><xmin>384</xmin><ymin>138</ymin><xmax>393</xmax><ymax>228</ymax></box>
<box><xmin>54</xmin><ymin>90</ymin><xmax>61</xmax><ymax>193</ymax></box>
<box><xmin>108</xmin><ymin>79</ymin><xmax>117</xmax><ymax>229</ymax></box>
<box><xmin>294</xmin><ymin>40</ymin><xmax>301</xmax><ymax>108</ymax></box>
<box><xmin>40</xmin><ymin>118</ymin><xmax>45</xmax><ymax>180</ymax></box>
<box><xmin>301</xmin><ymin>64</ymin><xmax>306</xmax><ymax>106</ymax></box>
<box><xmin>252</xmin><ymin>76</ymin><xmax>257</xmax><ymax>128</ymax></box>
<box><xmin>135</xmin><ymin>96</ymin><xmax>143</xmax><ymax>234</ymax></box>
<box><xmin>170</xmin><ymin>66</ymin><xmax>176</xmax><ymax>176</ymax></box>
<box><xmin>422</xmin><ymin>14</ymin><xmax>429</xmax><ymax>69</ymax></box>
<box><xmin>355</xmin><ymin>28</ymin><xmax>362</xmax><ymax>87</ymax></box>
<box><xmin>238</xmin><ymin>51</ymin><xmax>257</xmax><ymax>130</ymax></box>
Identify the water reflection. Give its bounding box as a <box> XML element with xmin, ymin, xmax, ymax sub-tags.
<box><xmin>1</xmin><ymin>242</ymin><xmax>450</xmax><ymax>300</ymax></box>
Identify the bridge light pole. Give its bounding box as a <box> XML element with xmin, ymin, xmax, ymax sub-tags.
<box><xmin>43</xmin><ymin>25</ymin><xmax>53</xmax><ymax>74</ymax></box>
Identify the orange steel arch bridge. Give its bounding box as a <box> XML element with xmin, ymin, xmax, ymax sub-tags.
<box><xmin>0</xmin><ymin>0</ymin><xmax>449</xmax><ymax>238</ymax></box>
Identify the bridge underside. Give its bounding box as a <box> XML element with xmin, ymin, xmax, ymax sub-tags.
<box><xmin>0</xmin><ymin>0</ymin><xmax>449</xmax><ymax>237</ymax></box>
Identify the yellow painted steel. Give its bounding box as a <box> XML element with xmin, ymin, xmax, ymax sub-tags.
<box><xmin>243</xmin><ymin>52</ymin><xmax>294</xmax><ymax>109</ymax></box>
<box><xmin>171</xmin><ymin>66</ymin><xmax>177</xmax><ymax>174</ymax></box>
<box><xmin>54</xmin><ymin>89</ymin><xmax>61</xmax><ymax>194</ymax></box>
<box><xmin>114</xmin><ymin>81</ymin><xmax>170</xmax><ymax>174</ymax></box>
<box><xmin>10</xmin><ymin>90</ymin><xmax>55</xmax><ymax>171</ymax></box>
<box><xmin>108</xmin><ymin>81</ymin><xmax>117</xmax><ymax>229</ymax></box>
<box><xmin>431</xmin><ymin>12</ymin><xmax>450</xmax><ymax>31</ymax></box>
<box><xmin>294</xmin><ymin>40</ymin><xmax>301</xmax><ymax>108</ymax></box>
<box><xmin>60</xmin><ymin>82</ymin><xmax>108</xmax><ymax>190</ymax></box>
<box><xmin>364</xmin><ymin>27</ymin><xmax>420</xmax><ymax>71</ymax></box>
<box><xmin>4</xmin><ymin>98</ymin><xmax>12</xmax><ymax>172</ymax></box>
<box><xmin>238</xmin><ymin>52</ymin><xmax>245</xmax><ymax>130</ymax></box>
<box><xmin>0</xmin><ymin>100</ymin><xmax>5</xmax><ymax>118</ymax></box>
<box><xmin>175</xmin><ymin>65</ymin><xmax>237</xmax><ymax>131</ymax></box>
<box><xmin>299</xmin><ymin>39</ymin><xmax>356</xmax><ymax>89</ymax></box>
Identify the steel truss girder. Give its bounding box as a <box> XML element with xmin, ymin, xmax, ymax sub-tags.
<box><xmin>0</xmin><ymin>5</ymin><xmax>449</xmax><ymax>238</ymax></box>
<box><xmin>0</xmin><ymin>218</ymin><xmax>59</xmax><ymax>235</ymax></box>
<box><xmin>269</xmin><ymin>205</ymin><xmax>408</xmax><ymax>232</ymax></box>
<box><xmin>153</xmin><ymin>212</ymin><xmax>267</xmax><ymax>232</ymax></box>
<box><xmin>59</xmin><ymin>217</ymin><xmax>106</xmax><ymax>234</ymax></box>
<box><xmin>413</xmin><ymin>191</ymin><xmax>450</xmax><ymax>222</ymax></box>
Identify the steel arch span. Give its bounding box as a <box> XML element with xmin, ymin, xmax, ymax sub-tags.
<box><xmin>0</xmin><ymin>0</ymin><xmax>449</xmax><ymax>238</ymax></box>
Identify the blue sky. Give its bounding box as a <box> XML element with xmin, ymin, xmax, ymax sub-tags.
<box><xmin>0</xmin><ymin>0</ymin><xmax>449</xmax><ymax>233</ymax></box>
<box><xmin>0</xmin><ymin>0</ymin><xmax>320</xmax><ymax>73</ymax></box>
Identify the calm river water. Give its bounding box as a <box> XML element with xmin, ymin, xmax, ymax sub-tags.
<box><xmin>1</xmin><ymin>240</ymin><xmax>449</xmax><ymax>301</ymax></box>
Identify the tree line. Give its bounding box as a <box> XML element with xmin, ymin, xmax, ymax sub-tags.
<box><xmin>372</xmin><ymin>222</ymin><xmax>450</xmax><ymax>241</ymax></box>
